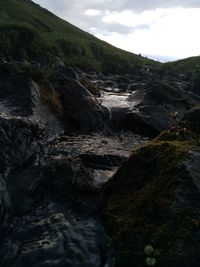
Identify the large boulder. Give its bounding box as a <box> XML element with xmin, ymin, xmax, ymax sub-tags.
<box><xmin>0</xmin><ymin>62</ymin><xmax>64</xmax><ymax>136</ymax></box>
<box><xmin>102</xmin><ymin>112</ymin><xmax>200</xmax><ymax>267</ymax></box>
<box><xmin>52</xmin><ymin>68</ymin><xmax>107</xmax><ymax>133</ymax></box>
<box><xmin>0</xmin><ymin>62</ymin><xmax>107</xmax><ymax>135</ymax></box>
<box><xmin>128</xmin><ymin>80</ymin><xmax>198</xmax><ymax>134</ymax></box>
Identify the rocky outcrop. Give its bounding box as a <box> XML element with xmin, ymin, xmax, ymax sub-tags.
<box><xmin>0</xmin><ymin>62</ymin><xmax>64</xmax><ymax>136</ymax></box>
<box><xmin>0</xmin><ymin>61</ymin><xmax>117</xmax><ymax>267</ymax></box>
<box><xmin>102</xmin><ymin>108</ymin><xmax>200</xmax><ymax>267</ymax></box>
<box><xmin>0</xmin><ymin>62</ymin><xmax>108</xmax><ymax>135</ymax></box>
<box><xmin>0</xmin><ymin>202</ymin><xmax>114</xmax><ymax>267</ymax></box>
<box><xmin>52</xmin><ymin>68</ymin><xmax>107</xmax><ymax>133</ymax></box>
<box><xmin>129</xmin><ymin>80</ymin><xmax>198</xmax><ymax>133</ymax></box>
<box><xmin>84</xmin><ymin>71</ymin><xmax>198</xmax><ymax>136</ymax></box>
<box><xmin>0</xmin><ymin>136</ymin><xmax>115</xmax><ymax>266</ymax></box>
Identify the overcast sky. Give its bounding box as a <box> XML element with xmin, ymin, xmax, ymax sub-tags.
<box><xmin>33</xmin><ymin>0</ymin><xmax>200</xmax><ymax>62</ymax></box>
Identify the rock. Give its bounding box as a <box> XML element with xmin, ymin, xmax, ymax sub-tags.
<box><xmin>0</xmin><ymin>202</ymin><xmax>114</xmax><ymax>267</ymax></box>
<box><xmin>80</xmin><ymin>153</ymin><xmax>126</xmax><ymax>170</ymax></box>
<box><xmin>53</xmin><ymin>75</ymin><xmax>107</xmax><ymax>133</ymax></box>
<box><xmin>0</xmin><ymin>129</ymin><xmax>116</xmax><ymax>267</ymax></box>
<box><xmin>102</xmin><ymin>117</ymin><xmax>200</xmax><ymax>267</ymax></box>
<box><xmin>59</xmin><ymin>65</ymin><xmax>77</xmax><ymax>80</ymax></box>
<box><xmin>182</xmin><ymin>106</ymin><xmax>200</xmax><ymax>133</ymax></box>
<box><xmin>127</xmin><ymin>82</ymin><xmax>145</xmax><ymax>91</ymax></box>
<box><xmin>0</xmin><ymin>62</ymin><xmax>64</xmax><ymax>136</ymax></box>
<box><xmin>190</xmin><ymin>75</ymin><xmax>200</xmax><ymax>96</ymax></box>
<box><xmin>78</xmin><ymin>75</ymin><xmax>101</xmax><ymax>97</ymax></box>
<box><xmin>0</xmin><ymin>121</ymin><xmax>115</xmax><ymax>266</ymax></box>
<box><xmin>128</xmin><ymin>80</ymin><xmax>199</xmax><ymax>133</ymax></box>
<box><xmin>0</xmin><ymin>116</ymin><xmax>44</xmax><ymax>178</ymax></box>
<box><xmin>0</xmin><ymin>178</ymin><xmax>10</xmax><ymax>227</ymax></box>
<box><xmin>0</xmin><ymin>62</ymin><xmax>108</xmax><ymax>135</ymax></box>
<box><xmin>110</xmin><ymin>107</ymin><xmax>159</xmax><ymax>137</ymax></box>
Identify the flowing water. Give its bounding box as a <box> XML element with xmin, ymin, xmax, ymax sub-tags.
<box><xmin>98</xmin><ymin>91</ymin><xmax>133</xmax><ymax>109</ymax></box>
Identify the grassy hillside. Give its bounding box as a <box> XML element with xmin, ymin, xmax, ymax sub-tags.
<box><xmin>163</xmin><ymin>56</ymin><xmax>200</xmax><ymax>76</ymax></box>
<box><xmin>0</xmin><ymin>0</ymin><xmax>158</xmax><ymax>73</ymax></box>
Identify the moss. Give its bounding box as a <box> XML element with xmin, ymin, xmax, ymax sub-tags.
<box><xmin>102</xmin><ymin>128</ymin><xmax>200</xmax><ymax>267</ymax></box>
<box><xmin>157</xmin><ymin>123</ymin><xmax>200</xmax><ymax>147</ymax></box>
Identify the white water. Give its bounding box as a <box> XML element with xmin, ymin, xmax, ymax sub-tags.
<box><xmin>98</xmin><ymin>92</ymin><xmax>132</xmax><ymax>108</ymax></box>
<box><xmin>98</xmin><ymin>91</ymin><xmax>138</xmax><ymax>110</ymax></box>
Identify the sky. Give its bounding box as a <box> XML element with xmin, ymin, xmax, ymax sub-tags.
<box><xmin>33</xmin><ymin>0</ymin><xmax>200</xmax><ymax>62</ymax></box>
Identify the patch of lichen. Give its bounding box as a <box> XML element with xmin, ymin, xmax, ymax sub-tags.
<box><xmin>102</xmin><ymin>133</ymin><xmax>199</xmax><ymax>266</ymax></box>
<box><xmin>39</xmin><ymin>81</ymin><xmax>64</xmax><ymax>120</ymax></box>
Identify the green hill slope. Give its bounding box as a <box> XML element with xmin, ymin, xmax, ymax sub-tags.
<box><xmin>0</xmin><ymin>0</ymin><xmax>158</xmax><ymax>72</ymax></box>
<box><xmin>163</xmin><ymin>56</ymin><xmax>200</xmax><ymax>75</ymax></box>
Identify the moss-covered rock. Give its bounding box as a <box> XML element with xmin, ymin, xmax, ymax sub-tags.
<box><xmin>102</xmin><ymin>109</ymin><xmax>200</xmax><ymax>267</ymax></box>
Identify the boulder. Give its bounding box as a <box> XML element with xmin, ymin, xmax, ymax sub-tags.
<box><xmin>53</xmin><ymin>72</ymin><xmax>107</xmax><ymax>133</ymax></box>
<box><xmin>102</xmin><ymin>115</ymin><xmax>200</xmax><ymax>267</ymax></box>
<box><xmin>0</xmin><ymin>62</ymin><xmax>64</xmax><ymax>136</ymax></box>
<box><xmin>128</xmin><ymin>80</ymin><xmax>199</xmax><ymax>134</ymax></box>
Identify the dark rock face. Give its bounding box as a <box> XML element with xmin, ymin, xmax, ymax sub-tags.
<box><xmin>183</xmin><ymin>106</ymin><xmax>200</xmax><ymax>133</ymax></box>
<box><xmin>0</xmin><ymin>203</ymin><xmax>113</xmax><ymax>267</ymax></box>
<box><xmin>0</xmin><ymin>116</ymin><xmax>44</xmax><ymax>178</ymax></box>
<box><xmin>85</xmin><ymin>71</ymin><xmax>198</xmax><ymax>136</ymax></box>
<box><xmin>0</xmin><ymin>62</ymin><xmax>64</xmax><ymax>136</ymax></box>
<box><xmin>102</xmin><ymin>117</ymin><xmax>200</xmax><ymax>267</ymax></box>
<box><xmin>0</xmin><ymin>129</ymin><xmax>117</xmax><ymax>266</ymax></box>
<box><xmin>53</xmin><ymin>72</ymin><xmax>107</xmax><ymax>133</ymax></box>
<box><xmin>0</xmin><ymin>178</ymin><xmax>10</xmax><ymax>226</ymax></box>
<box><xmin>131</xmin><ymin>81</ymin><xmax>198</xmax><ymax>133</ymax></box>
<box><xmin>0</xmin><ymin>62</ymin><xmax>117</xmax><ymax>267</ymax></box>
<box><xmin>110</xmin><ymin>107</ymin><xmax>159</xmax><ymax>137</ymax></box>
<box><xmin>0</xmin><ymin>62</ymin><xmax>107</xmax><ymax>135</ymax></box>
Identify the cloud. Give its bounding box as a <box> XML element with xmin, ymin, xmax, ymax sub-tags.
<box><xmin>34</xmin><ymin>0</ymin><xmax>200</xmax><ymax>15</ymax></box>
<box><xmin>85</xmin><ymin>9</ymin><xmax>102</xmax><ymax>16</ymax></box>
<box><xmin>33</xmin><ymin>0</ymin><xmax>200</xmax><ymax>60</ymax></box>
<box><xmin>95</xmin><ymin>8</ymin><xmax>200</xmax><ymax>59</ymax></box>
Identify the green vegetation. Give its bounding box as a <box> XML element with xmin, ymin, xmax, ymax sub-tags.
<box><xmin>0</xmin><ymin>0</ymin><xmax>157</xmax><ymax>73</ymax></box>
<box><xmin>102</xmin><ymin>118</ymin><xmax>200</xmax><ymax>266</ymax></box>
<box><xmin>163</xmin><ymin>56</ymin><xmax>200</xmax><ymax>75</ymax></box>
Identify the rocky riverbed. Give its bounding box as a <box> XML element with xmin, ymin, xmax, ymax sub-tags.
<box><xmin>0</xmin><ymin>61</ymin><xmax>200</xmax><ymax>267</ymax></box>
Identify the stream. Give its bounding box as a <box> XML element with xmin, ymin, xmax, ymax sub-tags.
<box><xmin>0</xmin><ymin>81</ymin><xmax>150</xmax><ymax>267</ymax></box>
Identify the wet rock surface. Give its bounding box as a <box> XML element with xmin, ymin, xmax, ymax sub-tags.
<box><xmin>0</xmin><ymin>203</ymin><xmax>115</xmax><ymax>267</ymax></box>
<box><xmin>83</xmin><ymin>70</ymin><xmax>199</xmax><ymax>136</ymax></box>
<box><xmin>0</xmin><ymin>62</ymin><xmax>149</xmax><ymax>267</ymax></box>
<box><xmin>53</xmin><ymin>70</ymin><xmax>107</xmax><ymax>133</ymax></box>
<box><xmin>0</xmin><ymin>61</ymin><xmax>200</xmax><ymax>267</ymax></box>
